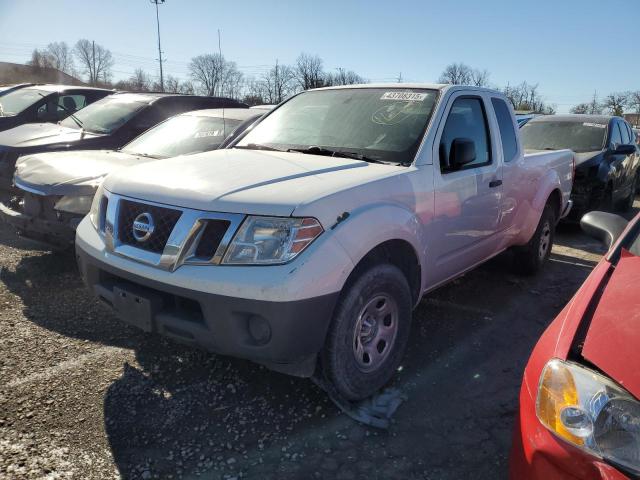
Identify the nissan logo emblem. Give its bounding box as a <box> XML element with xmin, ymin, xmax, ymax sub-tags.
<box><xmin>132</xmin><ymin>212</ymin><xmax>155</xmax><ymax>242</ymax></box>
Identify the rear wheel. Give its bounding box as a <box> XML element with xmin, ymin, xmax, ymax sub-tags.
<box><xmin>320</xmin><ymin>263</ymin><xmax>412</xmax><ymax>401</ymax></box>
<box><xmin>513</xmin><ymin>203</ymin><xmax>556</xmax><ymax>275</ymax></box>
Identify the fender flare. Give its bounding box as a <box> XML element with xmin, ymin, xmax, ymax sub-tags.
<box><xmin>330</xmin><ymin>202</ymin><xmax>426</xmax><ymax>293</ymax></box>
<box><xmin>520</xmin><ymin>168</ymin><xmax>563</xmax><ymax>244</ymax></box>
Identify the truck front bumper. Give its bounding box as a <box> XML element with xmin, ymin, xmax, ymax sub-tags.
<box><xmin>75</xmin><ymin>217</ymin><xmax>350</xmax><ymax>377</ymax></box>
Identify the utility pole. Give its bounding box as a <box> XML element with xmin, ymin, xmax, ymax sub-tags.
<box><xmin>150</xmin><ymin>0</ymin><xmax>165</xmax><ymax>92</ymax></box>
<box><xmin>397</xmin><ymin>72</ymin><xmax>403</xmax><ymax>83</ymax></box>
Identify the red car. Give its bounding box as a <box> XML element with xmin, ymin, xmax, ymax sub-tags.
<box><xmin>510</xmin><ymin>210</ymin><xmax>640</xmax><ymax>479</ymax></box>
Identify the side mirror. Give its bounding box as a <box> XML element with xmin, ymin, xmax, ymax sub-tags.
<box><xmin>580</xmin><ymin>211</ymin><xmax>628</xmax><ymax>249</ymax></box>
<box><xmin>612</xmin><ymin>144</ymin><xmax>637</xmax><ymax>155</ymax></box>
<box><xmin>449</xmin><ymin>138</ymin><xmax>476</xmax><ymax>169</ymax></box>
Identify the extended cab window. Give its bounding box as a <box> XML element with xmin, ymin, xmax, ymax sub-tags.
<box><xmin>440</xmin><ymin>97</ymin><xmax>491</xmax><ymax>171</ymax></box>
<box><xmin>491</xmin><ymin>98</ymin><xmax>518</xmax><ymax>162</ymax></box>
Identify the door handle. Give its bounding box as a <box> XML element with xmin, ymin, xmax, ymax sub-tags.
<box><xmin>489</xmin><ymin>180</ymin><xmax>502</xmax><ymax>188</ymax></box>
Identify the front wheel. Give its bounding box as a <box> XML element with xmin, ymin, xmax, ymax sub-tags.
<box><xmin>320</xmin><ymin>263</ymin><xmax>412</xmax><ymax>401</ymax></box>
<box><xmin>513</xmin><ymin>203</ymin><xmax>556</xmax><ymax>275</ymax></box>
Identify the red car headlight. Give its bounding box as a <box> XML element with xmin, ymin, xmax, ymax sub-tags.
<box><xmin>537</xmin><ymin>359</ymin><xmax>640</xmax><ymax>475</ymax></box>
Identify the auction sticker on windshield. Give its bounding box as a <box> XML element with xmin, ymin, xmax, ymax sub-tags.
<box><xmin>583</xmin><ymin>122</ymin><xmax>607</xmax><ymax>128</ymax></box>
<box><xmin>381</xmin><ymin>92</ymin><xmax>428</xmax><ymax>101</ymax></box>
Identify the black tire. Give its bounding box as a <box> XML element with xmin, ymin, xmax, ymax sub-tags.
<box><xmin>513</xmin><ymin>203</ymin><xmax>556</xmax><ymax>275</ymax></box>
<box><xmin>320</xmin><ymin>263</ymin><xmax>412</xmax><ymax>401</ymax></box>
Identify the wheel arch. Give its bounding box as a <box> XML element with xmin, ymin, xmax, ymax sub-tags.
<box><xmin>341</xmin><ymin>239</ymin><xmax>422</xmax><ymax>308</ymax></box>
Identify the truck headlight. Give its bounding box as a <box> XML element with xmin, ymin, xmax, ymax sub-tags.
<box><xmin>54</xmin><ymin>195</ymin><xmax>95</xmax><ymax>215</ymax></box>
<box><xmin>222</xmin><ymin>216</ymin><xmax>323</xmax><ymax>265</ymax></box>
<box><xmin>88</xmin><ymin>184</ymin><xmax>105</xmax><ymax>230</ymax></box>
<box><xmin>537</xmin><ymin>359</ymin><xmax>640</xmax><ymax>475</ymax></box>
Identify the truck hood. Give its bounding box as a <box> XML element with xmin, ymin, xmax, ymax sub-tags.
<box><xmin>15</xmin><ymin>150</ymin><xmax>150</xmax><ymax>196</ymax></box>
<box><xmin>582</xmin><ymin>252</ymin><xmax>640</xmax><ymax>399</ymax></box>
<box><xmin>0</xmin><ymin>123</ymin><xmax>104</xmax><ymax>150</ymax></box>
<box><xmin>104</xmin><ymin>148</ymin><xmax>405</xmax><ymax>218</ymax></box>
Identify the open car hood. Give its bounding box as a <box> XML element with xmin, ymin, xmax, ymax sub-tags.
<box><xmin>582</xmin><ymin>251</ymin><xmax>640</xmax><ymax>399</ymax></box>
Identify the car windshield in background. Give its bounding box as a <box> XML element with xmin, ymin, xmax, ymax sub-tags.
<box><xmin>0</xmin><ymin>88</ymin><xmax>49</xmax><ymax>116</ymax></box>
<box><xmin>121</xmin><ymin>115</ymin><xmax>242</xmax><ymax>158</ymax></box>
<box><xmin>521</xmin><ymin>121</ymin><xmax>607</xmax><ymax>153</ymax></box>
<box><xmin>60</xmin><ymin>96</ymin><xmax>148</xmax><ymax>134</ymax></box>
<box><xmin>236</xmin><ymin>88</ymin><xmax>439</xmax><ymax>164</ymax></box>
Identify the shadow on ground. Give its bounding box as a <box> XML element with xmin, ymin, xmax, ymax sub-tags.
<box><xmin>0</xmin><ymin>222</ymin><xmax>601</xmax><ymax>479</ymax></box>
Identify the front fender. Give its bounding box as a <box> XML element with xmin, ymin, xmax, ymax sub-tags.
<box><xmin>330</xmin><ymin>202</ymin><xmax>426</xmax><ymax>290</ymax></box>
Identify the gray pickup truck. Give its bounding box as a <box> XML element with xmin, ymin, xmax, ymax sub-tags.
<box><xmin>75</xmin><ymin>84</ymin><xmax>574</xmax><ymax>400</ymax></box>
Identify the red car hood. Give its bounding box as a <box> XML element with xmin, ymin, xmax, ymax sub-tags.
<box><xmin>582</xmin><ymin>251</ymin><xmax>640</xmax><ymax>399</ymax></box>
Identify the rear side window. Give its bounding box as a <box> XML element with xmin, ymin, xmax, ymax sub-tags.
<box><xmin>440</xmin><ymin>97</ymin><xmax>491</xmax><ymax>171</ymax></box>
<box><xmin>491</xmin><ymin>98</ymin><xmax>518</xmax><ymax>162</ymax></box>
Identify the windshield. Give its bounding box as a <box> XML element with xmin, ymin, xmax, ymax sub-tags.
<box><xmin>236</xmin><ymin>88</ymin><xmax>438</xmax><ymax>164</ymax></box>
<box><xmin>60</xmin><ymin>96</ymin><xmax>147</xmax><ymax>134</ymax></box>
<box><xmin>0</xmin><ymin>88</ymin><xmax>49</xmax><ymax>116</ymax></box>
<box><xmin>521</xmin><ymin>121</ymin><xmax>607</xmax><ymax>153</ymax></box>
<box><xmin>121</xmin><ymin>115</ymin><xmax>242</xmax><ymax>158</ymax></box>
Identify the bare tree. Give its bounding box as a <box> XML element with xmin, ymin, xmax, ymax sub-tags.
<box><xmin>189</xmin><ymin>54</ymin><xmax>243</xmax><ymax>98</ymax></box>
<box><xmin>116</xmin><ymin>68</ymin><xmax>152</xmax><ymax>92</ymax></box>
<box><xmin>571</xmin><ymin>92</ymin><xmax>603</xmax><ymax>115</ymax></box>
<box><xmin>503</xmin><ymin>81</ymin><xmax>554</xmax><ymax>114</ymax></box>
<box><xmin>27</xmin><ymin>49</ymin><xmax>54</xmax><ymax>69</ymax></box>
<box><xmin>74</xmin><ymin>39</ymin><xmax>114</xmax><ymax>85</ymax></box>
<box><xmin>438</xmin><ymin>62</ymin><xmax>490</xmax><ymax>87</ymax></box>
<box><xmin>325</xmin><ymin>67</ymin><xmax>366</xmax><ymax>86</ymax></box>
<box><xmin>626</xmin><ymin>91</ymin><xmax>640</xmax><ymax>125</ymax></box>
<box><xmin>294</xmin><ymin>53</ymin><xmax>325</xmax><ymax>90</ymax></box>
<box><xmin>571</xmin><ymin>103</ymin><xmax>590</xmax><ymax>114</ymax></box>
<box><xmin>603</xmin><ymin>92</ymin><xmax>627</xmax><ymax>116</ymax></box>
<box><xmin>242</xmin><ymin>78</ymin><xmax>267</xmax><ymax>106</ymax></box>
<box><xmin>46</xmin><ymin>42</ymin><xmax>73</xmax><ymax>74</ymax></box>
<box><xmin>470</xmin><ymin>68</ymin><xmax>490</xmax><ymax>87</ymax></box>
<box><xmin>438</xmin><ymin>63</ymin><xmax>472</xmax><ymax>85</ymax></box>
<box><xmin>260</xmin><ymin>61</ymin><xmax>295</xmax><ymax>104</ymax></box>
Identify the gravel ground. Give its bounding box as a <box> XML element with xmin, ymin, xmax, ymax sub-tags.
<box><xmin>1</xmin><ymin>203</ymin><xmax>636</xmax><ymax>480</ymax></box>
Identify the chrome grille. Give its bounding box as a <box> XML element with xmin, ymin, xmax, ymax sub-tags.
<box><xmin>194</xmin><ymin>220</ymin><xmax>230</xmax><ymax>260</ymax></box>
<box><xmin>117</xmin><ymin>199</ymin><xmax>182</xmax><ymax>253</ymax></box>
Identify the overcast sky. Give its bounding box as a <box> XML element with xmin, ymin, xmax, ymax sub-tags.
<box><xmin>0</xmin><ymin>0</ymin><xmax>637</xmax><ymax>112</ymax></box>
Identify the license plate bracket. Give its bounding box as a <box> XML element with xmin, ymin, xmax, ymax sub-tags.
<box><xmin>113</xmin><ymin>285</ymin><xmax>161</xmax><ymax>332</ymax></box>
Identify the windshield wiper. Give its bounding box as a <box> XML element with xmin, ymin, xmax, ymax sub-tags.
<box><xmin>234</xmin><ymin>143</ymin><xmax>284</xmax><ymax>152</ymax></box>
<box><xmin>287</xmin><ymin>146</ymin><xmax>389</xmax><ymax>164</ymax></box>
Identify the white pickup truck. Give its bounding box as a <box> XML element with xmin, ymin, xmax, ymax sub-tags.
<box><xmin>75</xmin><ymin>84</ymin><xmax>574</xmax><ymax>401</ymax></box>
